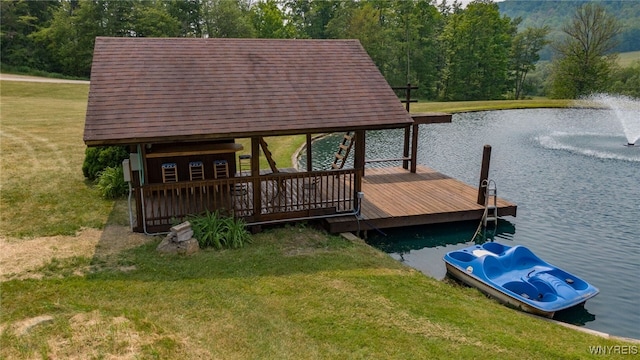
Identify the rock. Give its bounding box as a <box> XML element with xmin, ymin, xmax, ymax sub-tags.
<box><xmin>156</xmin><ymin>235</ymin><xmax>199</xmax><ymax>255</ymax></box>
<box><xmin>156</xmin><ymin>221</ymin><xmax>200</xmax><ymax>255</ymax></box>
<box><xmin>176</xmin><ymin>229</ymin><xmax>194</xmax><ymax>242</ymax></box>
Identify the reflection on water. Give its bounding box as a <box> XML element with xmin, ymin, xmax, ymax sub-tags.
<box><xmin>306</xmin><ymin>108</ymin><xmax>640</xmax><ymax>339</ymax></box>
<box><xmin>366</xmin><ymin>220</ymin><xmax>516</xmax><ymax>280</ymax></box>
<box><xmin>554</xmin><ymin>306</ymin><xmax>597</xmax><ymax>326</ymax></box>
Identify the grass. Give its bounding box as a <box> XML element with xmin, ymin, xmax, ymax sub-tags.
<box><xmin>617</xmin><ymin>50</ymin><xmax>640</xmax><ymax>68</ymax></box>
<box><xmin>1</xmin><ymin>78</ymin><xmax>636</xmax><ymax>358</ymax></box>
<box><xmin>0</xmin><ymin>81</ymin><xmax>114</xmax><ymax>237</ymax></box>
<box><xmin>411</xmin><ymin>98</ymin><xmax>576</xmax><ymax>113</ymax></box>
<box><xmin>1</xmin><ymin>225</ymin><xmax>634</xmax><ymax>359</ymax></box>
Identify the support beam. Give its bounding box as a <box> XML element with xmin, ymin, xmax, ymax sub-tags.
<box><xmin>410</xmin><ymin>123</ymin><xmax>419</xmax><ymax>173</ymax></box>
<box><xmin>306</xmin><ymin>134</ymin><xmax>312</xmax><ymax>172</ymax></box>
<box><xmin>403</xmin><ymin>125</ymin><xmax>411</xmax><ymax>169</ymax></box>
<box><xmin>354</xmin><ymin>130</ymin><xmax>365</xmax><ymax>192</ymax></box>
<box><xmin>251</xmin><ymin>137</ymin><xmax>261</xmax><ymax>219</ymax></box>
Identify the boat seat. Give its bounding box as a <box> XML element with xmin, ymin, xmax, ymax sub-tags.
<box><xmin>483</xmin><ymin>255</ymin><xmax>506</xmax><ymax>280</ymax></box>
<box><xmin>510</xmin><ymin>246</ymin><xmax>541</xmax><ymax>270</ymax></box>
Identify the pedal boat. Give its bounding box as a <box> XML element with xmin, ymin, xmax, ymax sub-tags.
<box><xmin>443</xmin><ymin>242</ymin><xmax>599</xmax><ymax>318</ymax></box>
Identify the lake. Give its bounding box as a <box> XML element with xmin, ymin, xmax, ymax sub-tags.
<box><xmin>302</xmin><ymin>108</ymin><xmax>640</xmax><ymax>339</ymax></box>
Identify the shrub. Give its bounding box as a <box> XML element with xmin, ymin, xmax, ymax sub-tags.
<box><xmin>82</xmin><ymin>146</ymin><xmax>129</xmax><ymax>181</ymax></box>
<box><xmin>96</xmin><ymin>166</ymin><xmax>128</xmax><ymax>199</ymax></box>
<box><xmin>188</xmin><ymin>210</ymin><xmax>252</xmax><ymax>250</ymax></box>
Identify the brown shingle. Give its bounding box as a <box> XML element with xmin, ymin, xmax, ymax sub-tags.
<box><xmin>83</xmin><ymin>37</ymin><xmax>413</xmax><ymax>146</ymax></box>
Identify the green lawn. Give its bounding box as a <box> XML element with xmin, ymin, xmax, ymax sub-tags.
<box><xmin>1</xmin><ymin>79</ymin><xmax>635</xmax><ymax>359</ymax></box>
<box><xmin>2</xmin><ymin>226</ymin><xmax>634</xmax><ymax>359</ymax></box>
<box><xmin>0</xmin><ymin>81</ymin><xmax>114</xmax><ymax>237</ymax></box>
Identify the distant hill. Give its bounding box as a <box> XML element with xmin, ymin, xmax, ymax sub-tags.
<box><xmin>498</xmin><ymin>0</ymin><xmax>640</xmax><ymax>60</ymax></box>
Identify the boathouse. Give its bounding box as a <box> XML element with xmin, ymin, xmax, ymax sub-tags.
<box><xmin>84</xmin><ymin>37</ymin><xmax>516</xmax><ymax>234</ymax></box>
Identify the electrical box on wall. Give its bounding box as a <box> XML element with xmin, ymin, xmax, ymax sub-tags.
<box><xmin>129</xmin><ymin>153</ymin><xmax>140</xmax><ymax>171</ymax></box>
<box><xmin>122</xmin><ymin>159</ymin><xmax>131</xmax><ymax>182</ymax></box>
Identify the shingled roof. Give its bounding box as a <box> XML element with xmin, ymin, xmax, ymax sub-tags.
<box><xmin>83</xmin><ymin>37</ymin><xmax>413</xmax><ymax>146</ymax></box>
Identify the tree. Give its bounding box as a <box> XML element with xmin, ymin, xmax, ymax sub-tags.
<box><xmin>250</xmin><ymin>0</ymin><xmax>295</xmax><ymax>39</ymax></box>
<box><xmin>609</xmin><ymin>61</ymin><xmax>640</xmax><ymax>98</ymax></box>
<box><xmin>132</xmin><ymin>2</ymin><xmax>181</xmax><ymax>38</ymax></box>
<box><xmin>440</xmin><ymin>0</ymin><xmax>516</xmax><ymax>101</ymax></box>
<box><xmin>31</xmin><ymin>1</ymin><xmax>98</xmax><ymax>77</ymax></box>
<box><xmin>286</xmin><ymin>0</ymin><xmax>341</xmax><ymax>39</ymax></box>
<box><xmin>201</xmin><ymin>0</ymin><xmax>255</xmax><ymax>38</ymax></box>
<box><xmin>1</xmin><ymin>0</ymin><xmax>59</xmax><ymax>71</ymax></box>
<box><xmin>549</xmin><ymin>3</ymin><xmax>622</xmax><ymax>99</ymax></box>
<box><xmin>326</xmin><ymin>2</ymin><xmax>390</xmax><ymax>71</ymax></box>
<box><xmin>166</xmin><ymin>0</ymin><xmax>203</xmax><ymax>37</ymax></box>
<box><xmin>509</xmin><ymin>26</ymin><xmax>549</xmax><ymax>99</ymax></box>
<box><xmin>395</xmin><ymin>0</ymin><xmax>444</xmax><ymax>99</ymax></box>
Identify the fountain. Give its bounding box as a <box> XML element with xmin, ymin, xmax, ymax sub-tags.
<box><xmin>584</xmin><ymin>94</ymin><xmax>640</xmax><ymax>147</ymax></box>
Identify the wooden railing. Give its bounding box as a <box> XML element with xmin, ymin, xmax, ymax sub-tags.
<box><xmin>139</xmin><ymin>169</ymin><xmax>357</xmax><ymax>228</ymax></box>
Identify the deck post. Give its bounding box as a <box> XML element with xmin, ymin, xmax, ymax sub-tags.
<box><xmin>477</xmin><ymin>144</ymin><xmax>492</xmax><ymax>205</ymax></box>
<box><xmin>354</xmin><ymin>130</ymin><xmax>365</xmax><ymax>193</ymax></box>
<box><xmin>410</xmin><ymin>123</ymin><xmax>419</xmax><ymax>173</ymax></box>
<box><xmin>251</xmin><ymin>137</ymin><xmax>261</xmax><ymax>220</ymax></box>
<box><xmin>306</xmin><ymin>134</ymin><xmax>312</xmax><ymax>172</ymax></box>
<box><xmin>402</xmin><ymin>83</ymin><xmax>411</xmax><ymax>170</ymax></box>
<box><xmin>403</xmin><ymin>126</ymin><xmax>411</xmax><ymax>170</ymax></box>
<box><xmin>132</xmin><ymin>167</ymin><xmax>143</xmax><ymax>232</ymax></box>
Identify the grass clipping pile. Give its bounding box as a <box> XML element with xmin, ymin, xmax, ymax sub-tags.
<box><xmin>0</xmin><ymin>225</ymin><xmax>152</xmax><ymax>281</ymax></box>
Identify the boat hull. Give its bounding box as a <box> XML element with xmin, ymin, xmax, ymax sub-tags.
<box><xmin>443</xmin><ymin>242</ymin><xmax>598</xmax><ymax>317</ymax></box>
<box><xmin>445</xmin><ymin>262</ymin><xmax>557</xmax><ymax>318</ymax></box>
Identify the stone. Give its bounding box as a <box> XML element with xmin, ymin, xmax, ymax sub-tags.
<box><xmin>175</xmin><ymin>229</ymin><xmax>194</xmax><ymax>242</ymax></box>
<box><xmin>156</xmin><ymin>235</ymin><xmax>199</xmax><ymax>255</ymax></box>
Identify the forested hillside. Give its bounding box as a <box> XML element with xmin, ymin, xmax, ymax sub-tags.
<box><xmin>2</xmin><ymin>0</ymin><xmax>638</xmax><ymax>100</ymax></box>
<box><xmin>499</xmin><ymin>0</ymin><xmax>640</xmax><ymax>58</ymax></box>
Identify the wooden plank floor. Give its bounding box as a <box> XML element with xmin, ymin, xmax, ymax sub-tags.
<box><xmin>325</xmin><ymin>165</ymin><xmax>517</xmax><ymax>233</ymax></box>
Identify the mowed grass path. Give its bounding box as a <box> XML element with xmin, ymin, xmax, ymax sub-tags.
<box><xmin>1</xmin><ymin>79</ymin><xmax>635</xmax><ymax>359</ymax></box>
<box><xmin>1</xmin><ymin>81</ymin><xmax>113</xmax><ymax>237</ymax></box>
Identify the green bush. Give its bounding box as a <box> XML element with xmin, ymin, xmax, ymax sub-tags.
<box><xmin>82</xmin><ymin>146</ymin><xmax>129</xmax><ymax>181</ymax></box>
<box><xmin>188</xmin><ymin>211</ymin><xmax>252</xmax><ymax>250</ymax></box>
<box><xmin>96</xmin><ymin>166</ymin><xmax>128</xmax><ymax>199</ymax></box>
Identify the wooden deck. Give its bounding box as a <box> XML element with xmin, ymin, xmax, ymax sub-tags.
<box><xmin>325</xmin><ymin>165</ymin><xmax>517</xmax><ymax>233</ymax></box>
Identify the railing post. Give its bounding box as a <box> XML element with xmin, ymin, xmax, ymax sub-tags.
<box><xmin>477</xmin><ymin>144</ymin><xmax>492</xmax><ymax>205</ymax></box>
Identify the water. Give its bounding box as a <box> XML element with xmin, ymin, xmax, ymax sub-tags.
<box><xmin>585</xmin><ymin>94</ymin><xmax>640</xmax><ymax>145</ymax></box>
<box><xmin>303</xmin><ymin>108</ymin><xmax>640</xmax><ymax>339</ymax></box>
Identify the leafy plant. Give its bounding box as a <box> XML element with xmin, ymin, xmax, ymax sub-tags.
<box><xmin>188</xmin><ymin>211</ymin><xmax>251</xmax><ymax>250</ymax></box>
<box><xmin>82</xmin><ymin>146</ymin><xmax>129</xmax><ymax>181</ymax></box>
<box><xmin>96</xmin><ymin>166</ymin><xmax>128</xmax><ymax>199</ymax></box>
<box><xmin>224</xmin><ymin>216</ymin><xmax>252</xmax><ymax>249</ymax></box>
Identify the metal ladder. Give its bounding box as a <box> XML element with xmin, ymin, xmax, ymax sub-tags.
<box><xmin>483</xmin><ymin>179</ymin><xmax>498</xmax><ymax>227</ymax></box>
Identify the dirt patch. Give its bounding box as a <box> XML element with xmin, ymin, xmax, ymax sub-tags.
<box><xmin>0</xmin><ymin>225</ymin><xmax>153</xmax><ymax>281</ymax></box>
<box><xmin>10</xmin><ymin>315</ymin><xmax>55</xmax><ymax>336</ymax></box>
<box><xmin>46</xmin><ymin>311</ymin><xmax>160</xmax><ymax>360</ymax></box>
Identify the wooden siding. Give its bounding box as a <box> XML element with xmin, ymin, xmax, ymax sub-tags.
<box><xmin>325</xmin><ymin>166</ymin><xmax>517</xmax><ymax>233</ymax></box>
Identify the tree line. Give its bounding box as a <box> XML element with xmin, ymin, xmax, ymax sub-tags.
<box><xmin>2</xmin><ymin>0</ymin><xmax>638</xmax><ymax>100</ymax></box>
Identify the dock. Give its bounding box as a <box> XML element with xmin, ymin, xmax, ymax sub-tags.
<box><xmin>325</xmin><ymin>165</ymin><xmax>517</xmax><ymax>233</ymax></box>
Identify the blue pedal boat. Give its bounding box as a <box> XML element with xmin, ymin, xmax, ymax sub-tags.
<box><xmin>443</xmin><ymin>242</ymin><xmax>599</xmax><ymax>318</ymax></box>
